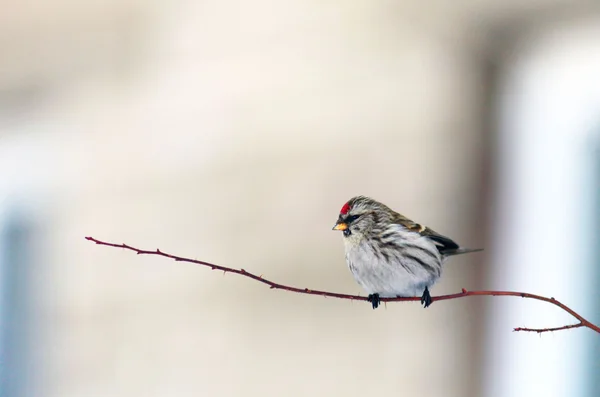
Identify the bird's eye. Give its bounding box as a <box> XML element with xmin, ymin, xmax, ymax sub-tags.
<box><xmin>345</xmin><ymin>214</ymin><xmax>361</xmax><ymax>224</ymax></box>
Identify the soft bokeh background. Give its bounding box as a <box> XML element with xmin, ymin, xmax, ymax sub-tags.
<box><xmin>1</xmin><ymin>1</ymin><xmax>599</xmax><ymax>397</ymax></box>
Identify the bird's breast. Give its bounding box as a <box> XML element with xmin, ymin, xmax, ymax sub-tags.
<box><xmin>343</xmin><ymin>235</ymin><xmax>442</xmax><ymax>297</ymax></box>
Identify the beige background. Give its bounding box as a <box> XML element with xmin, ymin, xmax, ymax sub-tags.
<box><xmin>1</xmin><ymin>1</ymin><xmax>599</xmax><ymax>396</ymax></box>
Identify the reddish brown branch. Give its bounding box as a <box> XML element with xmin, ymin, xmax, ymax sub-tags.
<box><xmin>85</xmin><ymin>236</ymin><xmax>600</xmax><ymax>334</ymax></box>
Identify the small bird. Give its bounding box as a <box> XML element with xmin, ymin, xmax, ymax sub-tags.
<box><xmin>333</xmin><ymin>196</ymin><xmax>482</xmax><ymax>309</ymax></box>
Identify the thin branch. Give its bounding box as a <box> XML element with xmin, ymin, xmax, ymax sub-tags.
<box><xmin>513</xmin><ymin>323</ymin><xmax>586</xmax><ymax>333</ymax></box>
<box><xmin>85</xmin><ymin>236</ymin><xmax>600</xmax><ymax>334</ymax></box>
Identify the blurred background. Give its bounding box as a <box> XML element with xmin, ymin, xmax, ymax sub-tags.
<box><xmin>1</xmin><ymin>1</ymin><xmax>599</xmax><ymax>396</ymax></box>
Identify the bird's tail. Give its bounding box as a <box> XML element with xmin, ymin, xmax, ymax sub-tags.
<box><xmin>444</xmin><ymin>247</ymin><xmax>483</xmax><ymax>256</ymax></box>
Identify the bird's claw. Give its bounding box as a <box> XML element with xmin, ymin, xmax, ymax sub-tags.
<box><xmin>421</xmin><ymin>287</ymin><xmax>433</xmax><ymax>308</ymax></box>
<box><xmin>367</xmin><ymin>293</ymin><xmax>381</xmax><ymax>309</ymax></box>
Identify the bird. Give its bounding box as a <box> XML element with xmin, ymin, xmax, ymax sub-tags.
<box><xmin>332</xmin><ymin>196</ymin><xmax>482</xmax><ymax>309</ymax></box>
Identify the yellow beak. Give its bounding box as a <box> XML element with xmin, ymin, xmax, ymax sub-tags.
<box><xmin>332</xmin><ymin>222</ymin><xmax>348</xmax><ymax>231</ymax></box>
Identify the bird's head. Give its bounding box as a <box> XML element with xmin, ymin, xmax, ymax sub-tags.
<box><xmin>332</xmin><ymin>196</ymin><xmax>392</xmax><ymax>240</ymax></box>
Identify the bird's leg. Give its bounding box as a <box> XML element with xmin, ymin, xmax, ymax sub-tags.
<box><xmin>420</xmin><ymin>287</ymin><xmax>433</xmax><ymax>308</ymax></box>
<box><xmin>367</xmin><ymin>293</ymin><xmax>381</xmax><ymax>309</ymax></box>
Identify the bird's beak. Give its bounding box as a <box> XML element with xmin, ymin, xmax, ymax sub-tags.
<box><xmin>332</xmin><ymin>222</ymin><xmax>348</xmax><ymax>231</ymax></box>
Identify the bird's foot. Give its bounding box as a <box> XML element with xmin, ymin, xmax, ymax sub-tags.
<box><xmin>367</xmin><ymin>293</ymin><xmax>381</xmax><ymax>309</ymax></box>
<box><xmin>420</xmin><ymin>287</ymin><xmax>433</xmax><ymax>308</ymax></box>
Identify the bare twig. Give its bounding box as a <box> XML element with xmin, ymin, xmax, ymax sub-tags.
<box><xmin>85</xmin><ymin>236</ymin><xmax>600</xmax><ymax>334</ymax></box>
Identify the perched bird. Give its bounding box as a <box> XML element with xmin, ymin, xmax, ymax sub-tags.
<box><xmin>332</xmin><ymin>196</ymin><xmax>481</xmax><ymax>309</ymax></box>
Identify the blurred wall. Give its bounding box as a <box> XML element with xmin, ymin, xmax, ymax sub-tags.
<box><xmin>0</xmin><ymin>1</ymin><xmax>597</xmax><ymax>397</ymax></box>
<box><xmin>483</xmin><ymin>15</ymin><xmax>600</xmax><ymax>397</ymax></box>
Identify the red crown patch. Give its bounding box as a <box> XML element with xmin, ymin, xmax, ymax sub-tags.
<box><xmin>340</xmin><ymin>202</ymin><xmax>350</xmax><ymax>215</ymax></box>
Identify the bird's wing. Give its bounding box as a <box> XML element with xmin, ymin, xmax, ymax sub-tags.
<box><xmin>392</xmin><ymin>214</ymin><xmax>460</xmax><ymax>254</ymax></box>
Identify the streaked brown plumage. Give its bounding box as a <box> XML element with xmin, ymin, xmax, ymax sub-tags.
<box><xmin>333</xmin><ymin>196</ymin><xmax>482</xmax><ymax>309</ymax></box>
